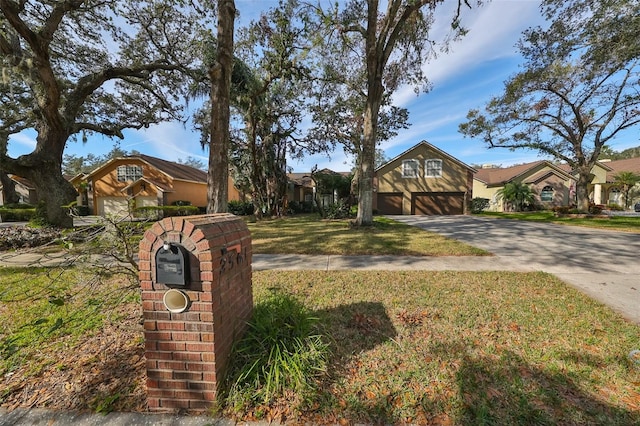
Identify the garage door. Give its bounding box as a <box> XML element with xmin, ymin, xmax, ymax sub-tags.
<box><xmin>411</xmin><ymin>192</ymin><xmax>464</xmax><ymax>215</ymax></box>
<box><xmin>377</xmin><ymin>193</ymin><xmax>403</xmax><ymax>215</ymax></box>
<box><xmin>98</xmin><ymin>197</ymin><xmax>129</xmax><ymax>217</ymax></box>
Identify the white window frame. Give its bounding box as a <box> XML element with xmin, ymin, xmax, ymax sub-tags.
<box><xmin>425</xmin><ymin>159</ymin><xmax>442</xmax><ymax>178</ymax></box>
<box><xmin>117</xmin><ymin>165</ymin><xmax>143</xmax><ymax>182</ymax></box>
<box><xmin>402</xmin><ymin>159</ymin><xmax>420</xmax><ymax>178</ymax></box>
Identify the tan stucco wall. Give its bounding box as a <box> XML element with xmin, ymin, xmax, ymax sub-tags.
<box><xmin>472</xmin><ymin>181</ymin><xmax>502</xmax><ymax>212</ymax></box>
<box><xmin>376</xmin><ymin>144</ymin><xmax>472</xmax><ymax>214</ymax></box>
<box><xmin>166</xmin><ymin>180</ymin><xmax>208</xmax><ymax>207</ymax></box>
<box><xmin>590</xmin><ymin>163</ymin><xmax>609</xmax><ymax>184</ymax></box>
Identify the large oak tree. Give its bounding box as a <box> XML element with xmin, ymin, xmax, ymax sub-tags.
<box><xmin>460</xmin><ymin>0</ymin><xmax>640</xmax><ymax>212</ymax></box>
<box><xmin>315</xmin><ymin>0</ymin><xmax>477</xmax><ymax>226</ymax></box>
<box><xmin>0</xmin><ymin>0</ymin><xmax>213</xmax><ymax>226</ymax></box>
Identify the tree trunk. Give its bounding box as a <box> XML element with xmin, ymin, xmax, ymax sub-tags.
<box><xmin>32</xmin><ymin>170</ymin><xmax>76</xmax><ymax>227</ymax></box>
<box><xmin>356</xmin><ymin>79</ymin><xmax>383</xmax><ymax>226</ymax></box>
<box><xmin>575</xmin><ymin>167</ymin><xmax>592</xmax><ymax>212</ymax></box>
<box><xmin>207</xmin><ymin>0</ymin><xmax>236</xmax><ymax>214</ymax></box>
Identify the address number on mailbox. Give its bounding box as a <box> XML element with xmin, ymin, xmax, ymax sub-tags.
<box><xmin>155</xmin><ymin>243</ymin><xmax>190</xmax><ymax>287</ymax></box>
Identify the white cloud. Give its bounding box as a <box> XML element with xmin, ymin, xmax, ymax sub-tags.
<box><xmin>129</xmin><ymin>122</ymin><xmax>208</xmax><ymax>163</ymax></box>
<box><xmin>7</xmin><ymin>131</ymin><xmax>36</xmax><ymax>155</ymax></box>
<box><xmin>393</xmin><ymin>0</ymin><xmax>542</xmax><ymax>106</ymax></box>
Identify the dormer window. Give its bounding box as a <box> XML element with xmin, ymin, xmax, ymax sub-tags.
<box><xmin>117</xmin><ymin>165</ymin><xmax>143</xmax><ymax>182</ymax></box>
<box><xmin>402</xmin><ymin>159</ymin><xmax>419</xmax><ymax>178</ymax></box>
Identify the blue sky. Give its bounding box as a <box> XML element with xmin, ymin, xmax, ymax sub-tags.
<box><xmin>7</xmin><ymin>0</ymin><xmax>640</xmax><ymax>172</ymax></box>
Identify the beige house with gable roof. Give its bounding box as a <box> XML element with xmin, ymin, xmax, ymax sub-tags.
<box><xmin>374</xmin><ymin>141</ymin><xmax>476</xmax><ymax>215</ymax></box>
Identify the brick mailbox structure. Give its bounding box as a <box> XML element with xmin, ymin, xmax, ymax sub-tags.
<box><xmin>138</xmin><ymin>213</ymin><xmax>253</xmax><ymax>412</ymax></box>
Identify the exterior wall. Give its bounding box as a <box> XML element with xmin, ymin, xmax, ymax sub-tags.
<box><xmin>89</xmin><ymin>158</ymin><xmax>242</xmax><ymax>215</ymax></box>
<box><xmin>376</xmin><ymin>144</ymin><xmax>472</xmax><ymax>215</ymax></box>
<box><xmin>166</xmin><ymin>180</ymin><xmax>208</xmax><ymax>207</ymax></box>
<box><xmin>530</xmin><ymin>175</ymin><xmax>570</xmax><ymax>209</ymax></box>
<box><xmin>91</xmin><ymin>158</ymin><xmax>173</xmax><ymax>215</ymax></box>
<box><xmin>472</xmin><ymin>181</ymin><xmax>503</xmax><ymax>212</ymax></box>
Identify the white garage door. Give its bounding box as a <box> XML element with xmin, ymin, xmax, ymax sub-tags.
<box><xmin>98</xmin><ymin>197</ymin><xmax>129</xmax><ymax>217</ymax></box>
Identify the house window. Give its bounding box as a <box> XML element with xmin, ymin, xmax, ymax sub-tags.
<box><xmin>425</xmin><ymin>159</ymin><xmax>442</xmax><ymax>177</ymax></box>
<box><xmin>402</xmin><ymin>159</ymin><xmax>419</xmax><ymax>178</ymax></box>
<box><xmin>117</xmin><ymin>165</ymin><xmax>143</xmax><ymax>182</ymax></box>
<box><xmin>540</xmin><ymin>185</ymin><xmax>554</xmax><ymax>202</ymax></box>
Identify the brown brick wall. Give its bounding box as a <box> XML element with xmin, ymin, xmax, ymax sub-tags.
<box><xmin>139</xmin><ymin>213</ymin><xmax>253</xmax><ymax>413</ymax></box>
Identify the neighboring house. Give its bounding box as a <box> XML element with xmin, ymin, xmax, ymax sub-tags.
<box><xmin>474</xmin><ymin>157</ymin><xmax>640</xmax><ymax>211</ymax></box>
<box><xmin>474</xmin><ymin>161</ymin><xmax>576</xmax><ymax>212</ymax></box>
<box><xmin>374</xmin><ymin>141</ymin><xmax>476</xmax><ymax>215</ymax></box>
<box><xmin>72</xmin><ymin>154</ymin><xmax>243</xmax><ymax>217</ymax></box>
<box><xmin>589</xmin><ymin>158</ymin><xmax>640</xmax><ymax>207</ymax></box>
<box><xmin>287</xmin><ymin>173</ymin><xmax>315</xmax><ymax>204</ymax></box>
<box><xmin>287</xmin><ymin>169</ymin><xmax>351</xmax><ymax>207</ymax></box>
<box><xmin>0</xmin><ymin>174</ymin><xmax>37</xmax><ymax>205</ymax></box>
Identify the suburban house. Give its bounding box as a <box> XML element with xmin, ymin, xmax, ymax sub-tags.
<box><xmin>72</xmin><ymin>154</ymin><xmax>242</xmax><ymax>217</ymax></box>
<box><xmin>585</xmin><ymin>158</ymin><xmax>640</xmax><ymax>207</ymax></box>
<box><xmin>474</xmin><ymin>157</ymin><xmax>640</xmax><ymax>211</ymax></box>
<box><xmin>474</xmin><ymin>161</ymin><xmax>577</xmax><ymax>211</ymax></box>
<box><xmin>0</xmin><ymin>174</ymin><xmax>37</xmax><ymax>205</ymax></box>
<box><xmin>374</xmin><ymin>141</ymin><xmax>476</xmax><ymax>215</ymax></box>
<box><xmin>287</xmin><ymin>169</ymin><xmax>352</xmax><ymax>208</ymax></box>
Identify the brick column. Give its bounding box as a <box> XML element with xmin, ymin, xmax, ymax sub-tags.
<box><xmin>138</xmin><ymin>213</ymin><xmax>252</xmax><ymax>412</ymax></box>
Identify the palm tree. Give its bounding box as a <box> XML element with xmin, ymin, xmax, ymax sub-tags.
<box><xmin>613</xmin><ymin>171</ymin><xmax>640</xmax><ymax>209</ymax></box>
<box><xmin>496</xmin><ymin>181</ymin><xmax>536</xmax><ymax>212</ymax></box>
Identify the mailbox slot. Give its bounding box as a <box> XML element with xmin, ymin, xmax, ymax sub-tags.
<box><xmin>155</xmin><ymin>243</ymin><xmax>190</xmax><ymax>287</ymax></box>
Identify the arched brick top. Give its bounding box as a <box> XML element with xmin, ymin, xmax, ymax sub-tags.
<box><xmin>137</xmin><ymin>213</ymin><xmax>253</xmax><ymax>413</ymax></box>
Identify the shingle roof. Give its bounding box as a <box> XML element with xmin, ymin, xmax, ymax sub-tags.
<box><xmin>603</xmin><ymin>158</ymin><xmax>640</xmax><ymax>182</ymax></box>
<box><xmin>134</xmin><ymin>154</ymin><xmax>207</xmax><ymax>183</ymax></box>
<box><xmin>474</xmin><ymin>161</ymin><xmax>546</xmax><ymax>185</ymax></box>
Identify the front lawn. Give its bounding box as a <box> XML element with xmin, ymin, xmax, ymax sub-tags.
<box><xmin>1</xmin><ymin>267</ymin><xmax>638</xmax><ymax>424</ymax></box>
<box><xmin>247</xmin><ymin>214</ymin><xmax>489</xmax><ymax>256</ymax></box>
<box><xmin>479</xmin><ymin>211</ymin><xmax>640</xmax><ymax>233</ymax></box>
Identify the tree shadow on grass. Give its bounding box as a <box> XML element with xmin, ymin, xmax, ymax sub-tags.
<box><xmin>313</xmin><ymin>301</ymin><xmax>398</xmax><ymax>423</ymax></box>
<box><xmin>440</xmin><ymin>346</ymin><xmax>639</xmax><ymax>425</ymax></box>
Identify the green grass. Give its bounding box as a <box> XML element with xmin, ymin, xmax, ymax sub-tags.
<box><xmin>246</xmin><ymin>214</ymin><xmax>489</xmax><ymax>256</ymax></box>
<box><xmin>246</xmin><ymin>270</ymin><xmax>640</xmax><ymax>425</ymax></box>
<box><xmin>479</xmin><ymin>211</ymin><xmax>640</xmax><ymax>232</ymax></box>
<box><xmin>0</xmin><ymin>267</ymin><xmax>138</xmax><ymax>378</ymax></box>
<box><xmin>1</xmin><ymin>267</ymin><xmax>638</xmax><ymax>423</ymax></box>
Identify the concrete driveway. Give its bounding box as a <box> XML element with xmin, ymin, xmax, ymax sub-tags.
<box><xmin>390</xmin><ymin>215</ymin><xmax>640</xmax><ymax>324</ymax></box>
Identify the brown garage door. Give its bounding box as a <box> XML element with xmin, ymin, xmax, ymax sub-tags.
<box><xmin>411</xmin><ymin>192</ymin><xmax>464</xmax><ymax>215</ymax></box>
<box><xmin>377</xmin><ymin>193</ymin><xmax>403</xmax><ymax>215</ymax></box>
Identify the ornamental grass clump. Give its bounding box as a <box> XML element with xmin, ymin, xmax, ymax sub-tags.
<box><xmin>224</xmin><ymin>291</ymin><xmax>329</xmax><ymax>414</ymax></box>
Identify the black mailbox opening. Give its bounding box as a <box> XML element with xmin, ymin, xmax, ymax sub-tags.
<box><xmin>155</xmin><ymin>242</ymin><xmax>190</xmax><ymax>287</ymax></box>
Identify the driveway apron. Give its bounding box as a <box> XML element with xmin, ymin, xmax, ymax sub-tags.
<box><xmin>389</xmin><ymin>215</ymin><xmax>640</xmax><ymax>324</ymax></box>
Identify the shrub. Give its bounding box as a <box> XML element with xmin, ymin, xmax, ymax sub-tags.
<box><xmin>287</xmin><ymin>201</ymin><xmax>314</xmax><ymax>214</ymax></box>
<box><xmin>552</xmin><ymin>206</ymin><xmax>571</xmax><ymax>215</ymax></box>
<box><xmin>133</xmin><ymin>205</ymin><xmax>199</xmax><ymax>219</ymax></box>
<box><xmin>605</xmin><ymin>203</ymin><xmax>624</xmax><ymax>211</ymax></box>
<box><xmin>470</xmin><ymin>197</ymin><xmax>490</xmax><ymax>213</ymax></box>
<box><xmin>322</xmin><ymin>201</ymin><xmax>354</xmax><ymax>219</ymax></box>
<box><xmin>224</xmin><ymin>292</ymin><xmax>329</xmax><ymax>413</ymax></box>
<box><xmin>0</xmin><ymin>207</ymin><xmax>36</xmax><ymax>222</ymax></box>
<box><xmin>228</xmin><ymin>200</ymin><xmax>255</xmax><ymax>216</ymax></box>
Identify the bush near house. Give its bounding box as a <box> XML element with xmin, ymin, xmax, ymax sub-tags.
<box><xmin>470</xmin><ymin>197</ymin><xmax>490</xmax><ymax>213</ymax></box>
<box><xmin>0</xmin><ymin>204</ymin><xmax>36</xmax><ymax>222</ymax></box>
<box><xmin>133</xmin><ymin>205</ymin><xmax>199</xmax><ymax>219</ymax></box>
<box><xmin>228</xmin><ymin>200</ymin><xmax>255</xmax><ymax>216</ymax></box>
